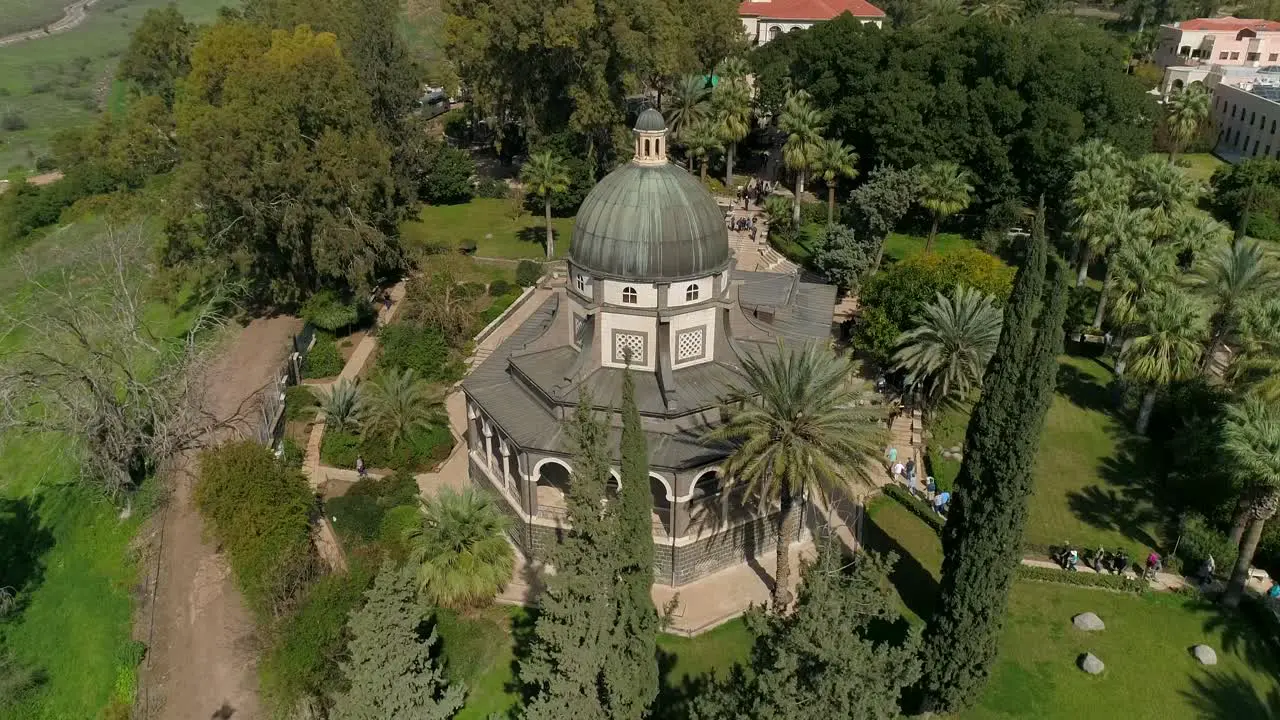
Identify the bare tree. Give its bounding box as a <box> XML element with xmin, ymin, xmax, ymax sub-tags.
<box><xmin>0</xmin><ymin>225</ymin><xmax>244</xmax><ymax>500</ymax></box>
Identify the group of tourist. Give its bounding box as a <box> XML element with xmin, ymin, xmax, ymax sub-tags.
<box><xmin>736</xmin><ymin>178</ymin><xmax>773</xmax><ymax>210</ymax></box>
<box><xmin>886</xmin><ymin>446</ymin><xmax>949</xmax><ymax>515</ymax></box>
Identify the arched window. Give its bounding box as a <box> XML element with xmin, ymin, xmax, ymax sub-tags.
<box><xmin>622</xmin><ymin>286</ymin><xmax>638</xmax><ymax>304</ymax></box>
<box><xmin>768</xmin><ymin>26</ymin><xmax>781</xmax><ymax>41</ymax></box>
<box><xmin>685</xmin><ymin>283</ymin><xmax>699</xmax><ymax>302</ymax></box>
<box><xmin>576</xmin><ymin>274</ymin><xmax>586</xmax><ymax>292</ymax></box>
<box><xmin>644</xmin><ymin>138</ymin><xmax>651</xmax><ymax>156</ymax></box>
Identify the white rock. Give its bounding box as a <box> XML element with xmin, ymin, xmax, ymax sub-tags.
<box><xmin>1073</xmin><ymin>612</ymin><xmax>1105</xmax><ymax>631</ymax></box>
<box><xmin>1080</xmin><ymin>653</ymin><xmax>1105</xmax><ymax>674</ymax></box>
<box><xmin>1192</xmin><ymin>645</ymin><xmax>1218</xmax><ymax>665</ymax></box>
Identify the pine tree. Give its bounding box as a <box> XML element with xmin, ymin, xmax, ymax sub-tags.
<box><xmin>916</xmin><ymin>205</ymin><xmax>1069</xmax><ymax>714</ymax></box>
<box><xmin>519</xmin><ymin>393</ymin><xmax>617</xmax><ymax>720</ymax></box>
<box><xmin>331</xmin><ymin>562</ymin><xmax>465</xmax><ymax>720</ymax></box>
<box><xmin>602</xmin><ymin>370</ymin><xmax>660</xmax><ymax>719</ymax></box>
<box><xmin>691</xmin><ymin>539</ymin><xmax>921</xmax><ymax>720</ymax></box>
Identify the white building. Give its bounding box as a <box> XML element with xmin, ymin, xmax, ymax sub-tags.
<box><xmin>739</xmin><ymin>0</ymin><xmax>884</xmax><ymax>46</ymax></box>
<box><xmin>1211</xmin><ymin>75</ymin><xmax>1280</xmax><ymax>162</ymax></box>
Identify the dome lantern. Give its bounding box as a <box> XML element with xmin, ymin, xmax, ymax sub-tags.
<box><xmin>633</xmin><ymin>108</ymin><xmax>668</xmax><ymax>166</ymax></box>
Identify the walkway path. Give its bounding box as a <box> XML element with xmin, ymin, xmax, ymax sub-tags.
<box><xmin>0</xmin><ymin>0</ymin><xmax>98</xmax><ymax>47</ymax></box>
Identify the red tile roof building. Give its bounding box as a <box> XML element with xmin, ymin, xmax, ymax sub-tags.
<box><xmin>1155</xmin><ymin>16</ymin><xmax>1280</xmax><ymax>69</ymax></box>
<box><xmin>739</xmin><ymin>0</ymin><xmax>884</xmax><ymax>45</ymax></box>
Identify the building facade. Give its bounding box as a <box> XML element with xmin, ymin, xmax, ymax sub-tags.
<box><xmin>1154</xmin><ymin>17</ymin><xmax>1280</xmax><ymax>69</ymax></box>
<box><xmin>739</xmin><ymin>0</ymin><xmax>884</xmax><ymax>46</ymax></box>
<box><xmin>462</xmin><ymin>109</ymin><xmax>839</xmax><ymax>586</ymax></box>
<box><xmin>1211</xmin><ymin>80</ymin><xmax>1280</xmax><ymax>162</ymax></box>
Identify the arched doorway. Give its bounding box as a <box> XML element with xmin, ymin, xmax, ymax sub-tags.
<box><xmin>651</xmin><ymin>475</ymin><xmax>673</xmax><ymax>536</ymax></box>
<box><xmin>535</xmin><ymin>459</ymin><xmax>572</xmax><ymax>518</ymax></box>
<box><xmin>688</xmin><ymin>469</ymin><xmax>728</xmax><ymax>533</ymax></box>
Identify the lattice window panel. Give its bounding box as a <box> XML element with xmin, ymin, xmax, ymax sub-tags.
<box><xmin>614</xmin><ymin>331</ymin><xmax>645</xmax><ymax>364</ymax></box>
<box><xmin>677</xmin><ymin>328</ymin><xmax>704</xmax><ymax>361</ymax></box>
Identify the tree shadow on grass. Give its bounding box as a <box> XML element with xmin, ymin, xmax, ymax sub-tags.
<box><xmin>1066</xmin><ymin>432</ymin><xmax>1165</xmax><ymax>552</ymax></box>
<box><xmin>652</xmin><ymin>647</ymin><xmax>717</xmax><ymax>720</ymax></box>
<box><xmin>515</xmin><ymin>226</ymin><xmax>558</xmax><ymax>252</ymax></box>
<box><xmin>1055</xmin><ymin>361</ymin><xmax>1114</xmax><ymax>414</ymax></box>
<box><xmin>0</xmin><ymin>495</ymin><xmax>54</xmax><ymax>616</ymax></box>
<box><xmin>860</xmin><ymin>512</ymin><xmax>939</xmax><ymax>624</ymax></box>
<box><xmin>1201</xmin><ymin>596</ymin><xmax>1280</xmax><ymax>672</ymax></box>
<box><xmin>1181</xmin><ymin>670</ymin><xmax>1280</xmax><ymax>719</ymax></box>
<box><xmin>504</xmin><ymin>606</ymin><xmax>539</xmax><ymax>702</ymax></box>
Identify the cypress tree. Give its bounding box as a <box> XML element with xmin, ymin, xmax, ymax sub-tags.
<box><xmin>691</xmin><ymin>539</ymin><xmax>921</xmax><ymax>720</ymax></box>
<box><xmin>916</xmin><ymin>206</ymin><xmax>1069</xmax><ymax>714</ymax></box>
<box><xmin>603</xmin><ymin>370</ymin><xmax>659</xmax><ymax>719</ymax></box>
<box><xmin>520</xmin><ymin>393</ymin><xmax>616</xmax><ymax>720</ymax></box>
<box><xmin>331</xmin><ymin>562</ymin><xmax>465</xmax><ymax>720</ymax></box>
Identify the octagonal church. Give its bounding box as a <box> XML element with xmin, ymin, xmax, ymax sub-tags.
<box><xmin>461</xmin><ymin>109</ymin><xmax>838</xmax><ymax>585</ymax></box>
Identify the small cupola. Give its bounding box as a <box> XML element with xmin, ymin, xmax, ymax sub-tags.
<box><xmin>633</xmin><ymin>108</ymin><xmax>668</xmax><ymax>166</ymax></box>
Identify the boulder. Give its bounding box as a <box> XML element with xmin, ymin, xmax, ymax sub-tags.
<box><xmin>1192</xmin><ymin>645</ymin><xmax>1218</xmax><ymax>666</ymax></box>
<box><xmin>1072</xmin><ymin>612</ymin><xmax>1106</xmax><ymax>631</ymax></box>
<box><xmin>949</xmin><ymin>445</ymin><xmax>962</xmax><ymax>453</ymax></box>
<box><xmin>1079</xmin><ymin>653</ymin><xmax>1105</xmax><ymax>675</ymax></box>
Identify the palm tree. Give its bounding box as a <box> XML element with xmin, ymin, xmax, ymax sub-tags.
<box><xmin>1221</xmin><ymin>396</ymin><xmax>1280</xmax><ymax>608</ymax></box>
<box><xmin>1089</xmin><ymin>206</ymin><xmax>1152</xmax><ymax>329</ymax></box>
<box><xmin>1189</xmin><ymin>239</ymin><xmax>1280</xmax><ymax>376</ymax></box>
<box><xmin>406</xmin><ymin>487</ymin><xmax>514</xmax><ymax>608</ymax></box>
<box><xmin>1068</xmin><ymin>163</ymin><xmax>1131</xmax><ymax>285</ymax></box>
<box><xmin>891</xmin><ymin>286</ymin><xmax>1003</xmax><ymax>408</ymax></box>
<box><xmin>320</xmin><ymin>378</ymin><xmax>365</xmax><ymax>433</ymax></box>
<box><xmin>1109</xmin><ymin>236</ymin><xmax>1178</xmax><ymax>376</ymax></box>
<box><xmin>1122</xmin><ymin>288</ymin><xmax>1206</xmax><ymax>433</ymax></box>
<box><xmin>1071</xmin><ymin>138</ymin><xmax>1124</xmax><ymax>173</ymax></box>
<box><xmin>779</xmin><ymin>90</ymin><xmax>826</xmax><ymax>227</ymax></box>
<box><xmin>364</xmin><ymin>368</ymin><xmax>445</xmax><ymax>450</ymax></box>
<box><xmin>917</xmin><ymin>162</ymin><xmax>974</xmax><ymax>252</ymax></box>
<box><xmin>714</xmin><ymin>55</ymin><xmax>750</xmax><ymax>82</ymax></box>
<box><xmin>1132</xmin><ymin>155</ymin><xmax>1200</xmax><ymax>235</ymax></box>
<box><xmin>762</xmin><ymin>194</ymin><xmax>792</xmax><ymax>229</ymax></box>
<box><xmin>1165</xmin><ymin>83</ymin><xmax>1211</xmax><ymax>162</ymax></box>
<box><xmin>1229</xmin><ymin>298</ymin><xmax>1280</xmax><ymax>400</ymax></box>
<box><xmin>1171</xmin><ymin>209</ymin><xmax>1231</xmax><ymax>260</ymax></box>
<box><xmin>665</xmin><ymin>75</ymin><xmax>711</xmax><ymax>152</ymax></box>
<box><xmin>712</xmin><ymin>77</ymin><xmax>753</xmax><ymax>188</ymax></box>
<box><xmin>969</xmin><ymin>0</ymin><xmax>1023</xmax><ymax>24</ymax></box>
<box><xmin>705</xmin><ymin>341</ymin><xmax>886</xmax><ymax>608</ymax></box>
<box><xmin>682</xmin><ymin>117</ymin><xmax>723</xmax><ymax>182</ymax></box>
<box><xmin>812</xmin><ymin>138</ymin><xmax>858</xmax><ymax>225</ymax></box>
<box><xmin>520</xmin><ymin>152</ymin><xmax>570</xmax><ymax>259</ymax></box>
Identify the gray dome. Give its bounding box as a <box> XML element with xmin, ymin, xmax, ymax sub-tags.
<box><xmin>634</xmin><ymin>108</ymin><xmax>667</xmax><ymax>132</ymax></box>
<box><xmin>570</xmin><ymin>162</ymin><xmax>730</xmax><ymax>281</ymax></box>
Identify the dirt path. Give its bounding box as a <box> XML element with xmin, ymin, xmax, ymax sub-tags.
<box><xmin>0</xmin><ymin>0</ymin><xmax>99</xmax><ymax>47</ymax></box>
<box><xmin>136</xmin><ymin>315</ymin><xmax>301</xmax><ymax>720</ymax></box>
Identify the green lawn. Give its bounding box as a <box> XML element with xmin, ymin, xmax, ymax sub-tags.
<box><xmin>1148</xmin><ymin>152</ymin><xmax>1226</xmax><ymax>184</ymax></box>
<box><xmin>0</xmin><ymin>0</ymin><xmax>69</xmax><ymax>37</ymax></box>
<box><xmin>866</xmin><ymin>491</ymin><xmax>1280</xmax><ymax>720</ymax></box>
<box><xmin>927</xmin><ymin>354</ymin><xmax>1161</xmax><ymax>557</ymax></box>
<box><xmin>0</xmin><ymin>0</ymin><xmax>227</xmax><ymax>171</ymax></box>
<box><xmin>882</xmin><ymin>231</ymin><xmax>973</xmax><ymax>263</ymax></box>
<box><xmin>0</xmin><ymin>217</ymin><xmax>185</xmax><ymax>719</ymax></box>
<box><xmin>436</xmin><ymin>605</ymin><xmax>752</xmax><ymax>720</ymax></box>
<box><xmin>401</xmin><ymin>199</ymin><xmax>575</xmax><ymax>259</ymax></box>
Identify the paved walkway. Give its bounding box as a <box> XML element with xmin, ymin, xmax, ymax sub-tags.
<box><xmin>0</xmin><ymin>0</ymin><xmax>98</xmax><ymax>47</ymax></box>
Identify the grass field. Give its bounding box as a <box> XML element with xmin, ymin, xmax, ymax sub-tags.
<box><xmin>0</xmin><ymin>0</ymin><xmax>70</xmax><ymax>38</ymax></box>
<box><xmin>0</xmin><ymin>0</ymin><xmax>226</xmax><ymax>171</ymax></box>
<box><xmin>0</xmin><ymin>217</ymin><xmax>185</xmax><ymax>719</ymax></box>
<box><xmin>864</xmin><ymin>492</ymin><xmax>1280</xmax><ymax>720</ymax></box>
<box><xmin>882</xmin><ymin>231</ymin><xmax>973</xmax><ymax>263</ymax></box>
<box><xmin>1153</xmin><ymin>152</ymin><xmax>1226</xmax><ymax>184</ymax></box>
<box><xmin>436</xmin><ymin>605</ymin><xmax>753</xmax><ymax>720</ymax></box>
<box><xmin>401</xmin><ymin>199</ymin><xmax>575</xmax><ymax>259</ymax></box>
<box><xmin>926</xmin><ymin>354</ymin><xmax>1162</xmax><ymax>557</ymax></box>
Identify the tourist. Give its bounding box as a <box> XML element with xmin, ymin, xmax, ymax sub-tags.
<box><xmin>905</xmin><ymin>458</ymin><xmax>915</xmax><ymax>480</ymax></box>
<box><xmin>1199</xmin><ymin>555</ymin><xmax>1215</xmax><ymax>586</ymax></box>
<box><xmin>926</xmin><ymin>475</ymin><xmax>936</xmax><ymax>496</ymax></box>
<box><xmin>1145</xmin><ymin>551</ymin><xmax>1162</xmax><ymax>577</ymax></box>
<box><xmin>892</xmin><ymin>461</ymin><xmax>905</xmax><ymax>481</ymax></box>
<box><xmin>1269</xmin><ymin>581</ymin><xmax>1280</xmax><ymax>600</ymax></box>
<box><xmin>886</xmin><ymin>446</ymin><xmax>898</xmax><ymax>466</ymax></box>
<box><xmin>933</xmin><ymin>491</ymin><xmax>951</xmax><ymax>516</ymax></box>
<box><xmin>907</xmin><ymin>470</ymin><xmax>919</xmax><ymax>497</ymax></box>
<box><xmin>356</xmin><ymin>455</ymin><xmax>366</xmax><ymax>478</ymax></box>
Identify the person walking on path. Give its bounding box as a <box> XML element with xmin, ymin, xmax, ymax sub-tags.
<box><xmin>933</xmin><ymin>491</ymin><xmax>951</xmax><ymax>516</ymax></box>
<box><xmin>892</xmin><ymin>461</ymin><xmax>905</xmax><ymax>483</ymax></box>
<box><xmin>356</xmin><ymin>455</ymin><xmax>367</xmax><ymax>479</ymax></box>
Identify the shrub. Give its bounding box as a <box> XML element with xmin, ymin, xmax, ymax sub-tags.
<box><xmin>488</xmin><ymin>279</ymin><xmax>512</xmax><ymax>297</ymax></box>
<box><xmin>458</xmin><ymin>239</ymin><xmax>477</xmax><ymax>254</ymax></box>
<box><xmin>479</xmin><ymin>291</ymin><xmax>521</xmax><ymax>326</ymax></box>
<box><xmin>284</xmin><ymin>385</ymin><xmax>319</xmax><ymax>422</ymax></box>
<box><xmin>377</xmin><ymin>323</ymin><xmax>461</xmax><ymax>382</ymax></box>
<box><xmin>0</xmin><ymin>112</ymin><xmax>27</xmax><ymax>131</ymax></box>
<box><xmin>378</xmin><ymin>504</ymin><xmax>422</xmax><ymax>560</ymax></box>
<box><xmin>515</xmin><ymin>259</ymin><xmax>542</xmax><ymax>287</ymax></box>
<box><xmin>303</xmin><ymin>335</ymin><xmax>344</xmax><ymax>379</ymax></box>
<box><xmin>799</xmin><ymin>201</ymin><xmax>828</xmax><ymax>226</ymax></box>
<box><xmin>301</xmin><ymin>290</ymin><xmax>371</xmax><ymax>334</ymax></box>
<box><xmin>320</xmin><ymin>429</ymin><xmax>361</xmax><ymax>468</ymax></box>
<box><xmin>327</xmin><ymin>473</ymin><xmax>420</xmax><ymax>544</ymax></box>
<box><xmin>882</xmin><ymin>484</ymin><xmax>945</xmax><ymax>534</ymax></box>
<box><xmin>259</xmin><ymin>562</ymin><xmax>375</xmax><ymax>717</ymax></box>
<box><xmin>281</xmin><ymin>436</ymin><xmax>305</xmax><ymax>469</ymax></box>
<box><xmin>34</xmin><ymin>155</ymin><xmax>56</xmax><ymax>172</ymax></box>
<box><xmin>1014</xmin><ymin>564</ymin><xmax>1147</xmax><ymax>594</ymax></box>
<box><xmin>475</xmin><ymin>177</ymin><xmax>509</xmax><ymax>199</ymax></box>
<box><xmin>195</xmin><ymin>441</ymin><xmax>316</xmax><ymax>619</ymax></box>
<box><xmin>421</xmin><ymin>144</ymin><xmax>475</xmax><ymax>205</ymax></box>
<box><xmin>1174</xmin><ymin>513</ymin><xmax>1237</xmax><ymax>577</ymax></box>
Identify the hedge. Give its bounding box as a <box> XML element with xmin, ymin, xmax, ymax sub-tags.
<box><xmin>321</xmin><ymin>425</ymin><xmax>454</xmax><ymax>473</ymax></box>
<box><xmin>303</xmin><ymin>334</ymin><xmax>344</xmax><ymax>379</ymax></box>
<box><xmin>194</xmin><ymin>441</ymin><xmax>317</xmax><ymax>619</ymax></box>
<box><xmin>1014</xmin><ymin>564</ymin><xmax>1148</xmax><ymax>594</ymax></box>
<box><xmin>516</xmin><ymin>259</ymin><xmax>542</xmax><ymax>287</ymax></box>
<box><xmin>882</xmin><ymin>484</ymin><xmax>945</xmax><ymax>534</ymax></box>
<box><xmin>284</xmin><ymin>385</ymin><xmax>319</xmax><ymax>422</ymax></box>
<box><xmin>478</xmin><ymin>291</ymin><xmax>522</xmax><ymax>327</ymax></box>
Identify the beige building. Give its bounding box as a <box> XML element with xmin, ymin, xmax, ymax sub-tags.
<box><xmin>1212</xmin><ymin>81</ymin><xmax>1280</xmax><ymax>161</ymax></box>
